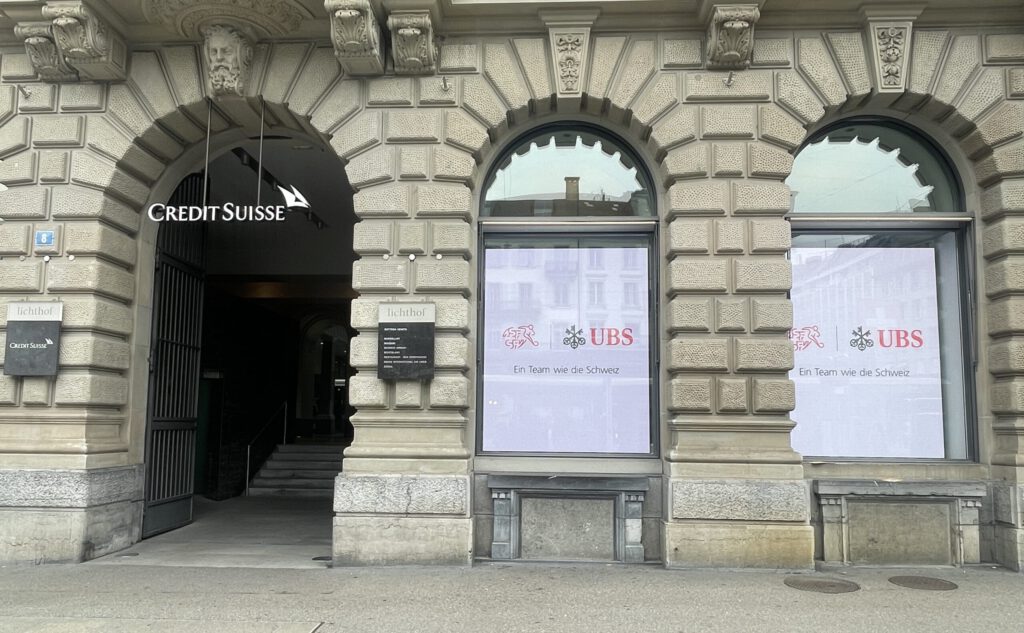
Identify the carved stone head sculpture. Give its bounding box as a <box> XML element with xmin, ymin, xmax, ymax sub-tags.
<box><xmin>201</xmin><ymin>23</ymin><xmax>252</xmax><ymax>97</ymax></box>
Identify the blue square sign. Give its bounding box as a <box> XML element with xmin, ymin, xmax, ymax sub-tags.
<box><xmin>35</xmin><ymin>230</ymin><xmax>55</xmax><ymax>247</ymax></box>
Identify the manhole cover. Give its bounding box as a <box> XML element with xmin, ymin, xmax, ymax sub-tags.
<box><xmin>312</xmin><ymin>556</ymin><xmax>332</xmax><ymax>561</ymax></box>
<box><xmin>888</xmin><ymin>576</ymin><xmax>958</xmax><ymax>591</ymax></box>
<box><xmin>784</xmin><ymin>576</ymin><xmax>860</xmax><ymax>594</ymax></box>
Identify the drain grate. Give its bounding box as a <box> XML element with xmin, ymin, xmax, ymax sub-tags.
<box><xmin>312</xmin><ymin>556</ymin><xmax>332</xmax><ymax>561</ymax></box>
<box><xmin>888</xmin><ymin>576</ymin><xmax>958</xmax><ymax>591</ymax></box>
<box><xmin>116</xmin><ymin>553</ymin><xmax>139</xmax><ymax>557</ymax></box>
<box><xmin>784</xmin><ymin>576</ymin><xmax>860</xmax><ymax>594</ymax></box>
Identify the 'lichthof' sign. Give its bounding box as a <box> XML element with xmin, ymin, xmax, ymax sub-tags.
<box><xmin>378</xmin><ymin>303</ymin><xmax>435</xmax><ymax>380</ymax></box>
<box><xmin>4</xmin><ymin>302</ymin><xmax>63</xmax><ymax>377</ymax></box>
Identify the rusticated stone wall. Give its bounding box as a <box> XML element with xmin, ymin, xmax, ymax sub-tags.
<box><xmin>0</xmin><ymin>25</ymin><xmax>1022</xmax><ymax>567</ymax></box>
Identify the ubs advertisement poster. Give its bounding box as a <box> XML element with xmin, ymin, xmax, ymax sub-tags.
<box><xmin>482</xmin><ymin>246</ymin><xmax>651</xmax><ymax>453</ymax></box>
<box><xmin>790</xmin><ymin>247</ymin><xmax>945</xmax><ymax>458</ymax></box>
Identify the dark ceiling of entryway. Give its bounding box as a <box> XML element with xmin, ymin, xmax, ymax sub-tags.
<box><xmin>203</xmin><ymin>138</ymin><xmax>356</xmax><ymax>278</ymax></box>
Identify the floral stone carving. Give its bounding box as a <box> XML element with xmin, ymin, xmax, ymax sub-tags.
<box><xmin>388</xmin><ymin>11</ymin><xmax>437</xmax><ymax>75</ymax></box>
<box><xmin>868</xmin><ymin>23</ymin><xmax>914</xmax><ymax>91</ymax></box>
<box><xmin>144</xmin><ymin>0</ymin><xmax>307</xmax><ymax>38</ymax></box>
<box><xmin>876</xmin><ymin>26</ymin><xmax>907</xmax><ymax>87</ymax></box>
<box><xmin>27</xmin><ymin>1</ymin><xmax>128</xmax><ymax>81</ymax></box>
<box><xmin>325</xmin><ymin>0</ymin><xmax>385</xmax><ymax>76</ymax></box>
<box><xmin>14</xmin><ymin>22</ymin><xmax>79</xmax><ymax>82</ymax></box>
<box><xmin>555</xmin><ymin>32</ymin><xmax>585</xmax><ymax>92</ymax></box>
<box><xmin>705</xmin><ymin>4</ymin><xmax>760</xmax><ymax>70</ymax></box>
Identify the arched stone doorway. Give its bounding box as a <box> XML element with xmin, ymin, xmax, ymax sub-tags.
<box><xmin>139</xmin><ymin>116</ymin><xmax>356</xmax><ymax>536</ymax></box>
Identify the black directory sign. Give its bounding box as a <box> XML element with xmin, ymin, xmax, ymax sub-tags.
<box><xmin>378</xmin><ymin>303</ymin><xmax>435</xmax><ymax>380</ymax></box>
<box><xmin>4</xmin><ymin>302</ymin><xmax>63</xmax><ymax>377</ymax></box>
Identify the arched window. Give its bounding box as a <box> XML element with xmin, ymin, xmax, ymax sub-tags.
<box><xmin>785</xmin><ymin>120</ymin><xmax>972</xmax><ymax>461</ymax></box>
<box><xmin>478</xmin><ymin>124</ymin><xmax>658</xmax><ymax>457</ymax></box>
<box><xmin>481</xmin><ymin>126</ymin><xmax>654</xmax><ymax>218</ymax></box>
<box><xmin>788</xmin><ymin>122</ymin><xmax>961</xmax><ymax>214</ymax></box>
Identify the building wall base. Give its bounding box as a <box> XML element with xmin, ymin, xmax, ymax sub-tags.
<box><xmin>663</xmin><ymin>522</ymin><xmax>814</xmax><ymax>569</ymax></box>
<box><xmin>332</xmin><ymin>473</ymin><xmax>472</xmax><ymax>565</ymax></box>
<box><xmin>0</xmin><ymin>466</ymin><xmax>144</xmax><ymax>564</ymax></box>
<box><xmin>0</xmin><ymin>500</ymin><xmax>142</xmax><ymax>564</ymax></box>
<box><xmin>332</xmin><ymin>515</ymin><xmax>473</xmax><ymax>565</ymax></box>
<box><xmin>992</xmin><ymin>481</ymin><xmax>1024</xmax><ymax>571</ymax></box>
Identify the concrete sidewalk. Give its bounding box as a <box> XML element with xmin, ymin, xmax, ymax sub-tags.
<box><xmin>0</xmin><ymin>562</ymin><xmax>1021</xmax><ymax>633</ymax></box>
<box><xmin>91</xmin><ymin>496</ymin><xmax>334</xmax><ymax>569</ymax></box>
<box><xmin>2</xmin><ymin>499</ymin><xmax>1021</xmax><ymax>632</ymax></box>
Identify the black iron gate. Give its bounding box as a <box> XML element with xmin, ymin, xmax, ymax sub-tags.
<box><xmin>142</xmin><ymin>173</ymin><xmax>207</xmax><ymax>538</ymax></box>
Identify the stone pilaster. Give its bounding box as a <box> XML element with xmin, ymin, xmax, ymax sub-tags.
<box><xmin>983</xmin><ymin>174</ymin><xmax>1024</xmax><ymax>570</ymax></box>
<box><xmin>333</xmin><ymin>86</ymin><xmax>475</xmax><ymax>563</ymax></box>
<box><xmin>660</xmin><ymin>88</ymin><xmax>811</xmax><ymax>567</ymax></box>
<box><xmin>0</xmin><ymin>72</ymin><xmax>144</xmax><ymax>561</ymax></box>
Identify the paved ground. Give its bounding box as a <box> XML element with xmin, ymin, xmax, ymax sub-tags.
<box><xmin>1</xmin><ymin>498</ymin><xmax>1022</xmax><ymax>632</ymax></box>
<box><xmin>91</xmin><ymin>496</ymin><xmax>334</xmax><ymax>569</ymax></box>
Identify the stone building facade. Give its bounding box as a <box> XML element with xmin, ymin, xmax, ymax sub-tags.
<box><xmin>0</xmin><ymin>0</ymin><xmax>1022</xmax><ymax>569</ymax></box>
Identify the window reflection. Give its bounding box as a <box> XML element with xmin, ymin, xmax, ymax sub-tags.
<box><xmin>787</xmin><ymin>123</ymin><xmax>959</xmax><ymax>214</ymax></box>
<box><xmin>482</xmin><ymin>128</ymin><xmax>653</xmax><ymax>217</ymax></box>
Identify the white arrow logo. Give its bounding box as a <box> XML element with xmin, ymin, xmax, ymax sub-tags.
<box><xmin>44</xmin><ymin>338</ymin><xmax>54</xmax><ymax>345</ymax></box>
<box><xmin>277</xmin><ymin>185</ymin><xmax>310</xmax><ymax>209</ymax></box>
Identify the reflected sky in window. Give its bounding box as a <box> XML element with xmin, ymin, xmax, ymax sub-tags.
<box><xmin>485</xmin><ymin>137</ymin><xmax>643</xmax><ymax>202</ymax></box>
<box><xmin>787</xmin><ymin>137</ymin><xmax>936</xmax><ymax>213</ymax></box>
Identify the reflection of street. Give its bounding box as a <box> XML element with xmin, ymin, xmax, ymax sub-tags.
<box><xmin>482</xmin><ymin>245</ymin><xmax>652</xmax><ymax>454</ymax></box>
<box><xmin>483</xmin><ymin>373</ymin><xmax>651</xmax><ymax>453</ymax></box>
<box><xmin>789</xmin><ymin>247</ymin><xmax>945</xmax><ymax>458</ymax></box>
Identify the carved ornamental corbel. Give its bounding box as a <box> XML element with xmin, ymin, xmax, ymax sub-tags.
<box><xmin>325</xmin><ymin>0</ymin><xmax>385</xmax><ymax>76</ymax></box>
<box><xmin>387</xmin><ymin>11</ymin><xmax>437</xmax><ymax>75</ymax></box>
<box><xmin>705</xmin><ymin>4</ymin><xmax>760</xmax><ymax>70</ymax></box>
<box><xmin>860</xmin><ymin>5</ymin><xmax>924</xmax><ymax>92</ymax></box>
<box><xmin>41</xmin><ymin>0</ymin><xmax>128</xmax><ymax>81</ymax></box>
<box><xmin>13</xmin><ymin>22</ymin><xmax>79</xmax><ymax>82</ymax></box>
<box><xmin>200</xmin><ymin>24</ymin><xmax>254</xmax><ymax>98</ymax></box>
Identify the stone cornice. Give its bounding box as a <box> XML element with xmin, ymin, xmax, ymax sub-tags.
<box><xmin>4</xmin><ymin>0</ymin><xmax>1023</xmax><ymax>46</ymax></box>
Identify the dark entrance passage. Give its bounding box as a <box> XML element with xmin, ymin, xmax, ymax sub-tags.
<box><xmin>141</xmin><ymin>137</ymin><xmax>355</xmax><ymax>539</ymax></box>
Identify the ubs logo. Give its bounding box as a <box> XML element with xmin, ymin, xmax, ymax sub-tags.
<box><xmin>877</xmin><ymin>329</ymin><xmax>924</xmax><ymax>348</ymax></box>
<box><xmin>590</xmin><ymin>328</ymin><xmax>635</xmax><ymax>346</ymax></box>
<box><xmin>850</xmin><ymin>326</ymin><xmax>924</xmax><ymax>351</ymax></box>
<box><xmin>563</xmin><ymin>326</ymin><xmax>635</xmax><ymax>349</ymax></box>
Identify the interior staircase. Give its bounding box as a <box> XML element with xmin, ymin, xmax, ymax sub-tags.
<box><xmin>247</xmin><ymin>443</ymin><xmax>343</xmax><ymax>498</ymax></box>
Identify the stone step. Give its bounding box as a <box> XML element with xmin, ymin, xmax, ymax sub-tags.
<box><xmin>246</xmin><ymin>487</ymin><xmax>333</xmax><ymax>498</ymax></box>
<box><xmin>264</xmin><ymin>459</ymin><xmax>342</xmax><ymax>470</ymax></box>
<box><xmin>276</xmin><ymin>444</ymin><xmax>344</xmax><ymax>454</ymax></box>
<box><xmin>250</xmin><ymin>477</ymin><xmax>334</xmax><ymax>489</ymax></box>
<box><xmin>255</xmin><ymin>468</ymin><xmax>340</xmax><ymax>479</ymax></box>
<box><xmin>248</xmin><ymin>444</ymin><xmax>344</xmax><ymax>496</ymax></box>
